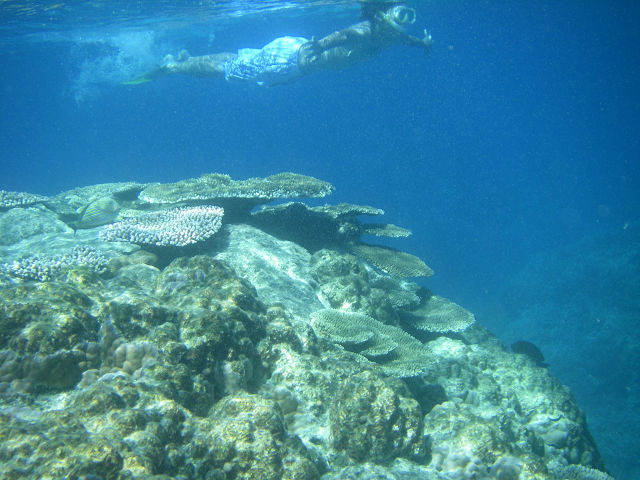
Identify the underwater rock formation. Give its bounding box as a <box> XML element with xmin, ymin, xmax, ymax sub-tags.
<box><xmin>0</xmin><ymin>205</ymin><xmax>71</xmax><ymax>246</ymax></box>
<box><xmin>47</xmin><ymin>181</ymin><xmax>146</xmax><ymax>217</ymax></box>
<box><xmin>0</xmin><ymin>173</ymin><xmax>612</xmax><ymax>479</ymax></box>
<box><xmin>251</xmin><ymin>201</ymin><xmax>390</xmax><ymax>251</ymax></box>
<box><xmin>214</xmin><ymin>223</ymin><xmax>324</xmax><ymax>321</ymax></box>
<box><xmin>329</xmin><ymin>370</ymin><xmax>426</xmax><ymax>463</ymax></box>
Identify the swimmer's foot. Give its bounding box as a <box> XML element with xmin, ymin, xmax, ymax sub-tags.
<box><xmin>121</xmin><ymin>76</ymin><xmax>154</xmax><ymax>85</ymax></box>
<box><xmin>122</xmin><ymin>65</ymin><xmax>171</xmax><ymax>85</ymax></box>
<box><xmin>122</xmin><ymin>50</ymin><xmax>190</xmax><ymax>85</ymax></box>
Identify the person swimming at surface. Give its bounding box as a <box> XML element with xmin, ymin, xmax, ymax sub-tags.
<box><xmin>126</xmin><ymin>1</ymin><xmax>433</xmax><ymax>87</ymax></box>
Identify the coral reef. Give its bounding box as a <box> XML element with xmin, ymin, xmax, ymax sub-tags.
<box><xmin>0</xmin><ymin>189</ymin><xmax>48</xmax><ymax>209</ymax></box>
<box><xmin>250</xmin><ymin>201</ymin><xmax>410</xmax><ymax>251</ymax></box>
<box><xmin>350</xmin><ymin>243</ymin><xmax>434</xmax><ymax>278</ymax></box>
<box><xmin>139</xmin><ymin>172</ymin><xmax>334</xmax><ymax>204</ymax></box>
<box><xmin>311</xmin><ymin>308</ymin><xmax>434</xmax><ymax>378</ymax></box>
<box><xmin>362</xmin><ymin>222</ymin><xmax>412</xmax><ymax>238</ymax></box>
<box><xmin>188</xmin><ymin>393</ymin><xmax>320</xmax><ymax>479</ymax></box>
<box><xmin>1</xmin><ymin>245</ymin><xmax>108</xmax><ymax>281</ymax></box>
<box><xmin>400</xmin><ymin>293</ymin><xmax>476</xmax><ymax>333</ymax></box>
<box><xmin>100</xmin><ymin>205</ymin><xmax>224</xmax><ymax>247</ymax></box>
<box><xmin>0</xmin><ymin>173</ymin><xmax>611</xmax><ymax>480</ymax></box>
<box><xmin>139</xmin><ymin>172</ymin><xmax>334</xmax><ymax>222</ymax></box>
<box><xmin>548</xmin><ymin>463</ymin><xmax>615</xmax><ymax>480</ymax></box>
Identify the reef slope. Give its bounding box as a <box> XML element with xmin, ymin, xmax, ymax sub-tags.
<box><xmin>0</xmin><ymin>178</ymin><xmax>611</xmax><ymax>480</ymax></box>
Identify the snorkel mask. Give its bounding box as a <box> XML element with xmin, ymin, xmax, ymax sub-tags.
<box><xmin>382</xmin><ymin>5</ymin><xmax>417</xmax><ymax>32</ymax></box>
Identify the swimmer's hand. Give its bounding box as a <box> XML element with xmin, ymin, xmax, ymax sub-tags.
<box><xmin>422</xmin><ymin>28</ymin><xmax>433</xmax><ymax>54</ymax></box>
<box><xmin>304</xmin><ymin>36</ymin><xmax>322</xmax><ymax>63</ymax></box>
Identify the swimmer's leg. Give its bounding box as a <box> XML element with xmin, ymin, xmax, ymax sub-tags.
<box><xmin>163</xmin><ymin>52</ymin><xmax>235</xmax><ymax>78</ymax></box>
<box><xmin>122</xmin><ymin>51</ymin><xmax>235</xmax><ymax>84</ymax></box>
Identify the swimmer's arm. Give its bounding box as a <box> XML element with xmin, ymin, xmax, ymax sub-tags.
<box><xmin>316</xmin><ymin>21</ymin><xmax>371</xmax><ymax>49</ymax></box>
<box><xmin>301</xmin><ymin>27</ymin><xmax>366</xmax><ymax>65</ymax></box>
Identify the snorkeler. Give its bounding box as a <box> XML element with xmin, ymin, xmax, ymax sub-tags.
<box><xmin>126</xmin><ymin>2</ymin><xmax>432</xmax><ymax>87</ymax></box>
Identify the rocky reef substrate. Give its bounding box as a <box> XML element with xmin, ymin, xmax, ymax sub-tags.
<box><xmin>0</xmin><ymin>176</ymin><xmax>612</xmax><ymax>479</ymax></box>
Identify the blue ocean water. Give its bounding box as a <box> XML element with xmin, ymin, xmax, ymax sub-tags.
<box><xmin>1</xmin><ymin>0</ymin><xmax>639</xmax><ymax>477</ymax></box>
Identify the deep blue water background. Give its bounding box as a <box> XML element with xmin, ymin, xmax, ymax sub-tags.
<box><xmin>1</xmin><ymin>1</ymin><xmax>639</xmax><ymax>477</ymax></box>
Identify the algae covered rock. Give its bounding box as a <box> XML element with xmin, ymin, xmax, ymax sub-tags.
<box><xmin>0</xmin><ymin>205</ymin><xmax>70</xmax><ymax>245</ymax></box>
<box><xmin>187</xmin><ymin>393</ymin><xmax>320</xmax><ymax>480</ymax></box>
<box><xmin>420</xmin><ymin>332</ymin><xmax>607</xmax><ymax>477</ymax></box>
<box><xmin>330</xmin><ymin>370</ymin><xmax>426</xmax><ymax>464</ymax></box>
<box><xmin>0</xmin><ymin>407</ymin><xmax>125</xmax><ymax>479</ymax></box>
<box><xmin>0</xmin><ymin>281</ymin><xmax>99</xmax><ymax>392</ymax></box>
